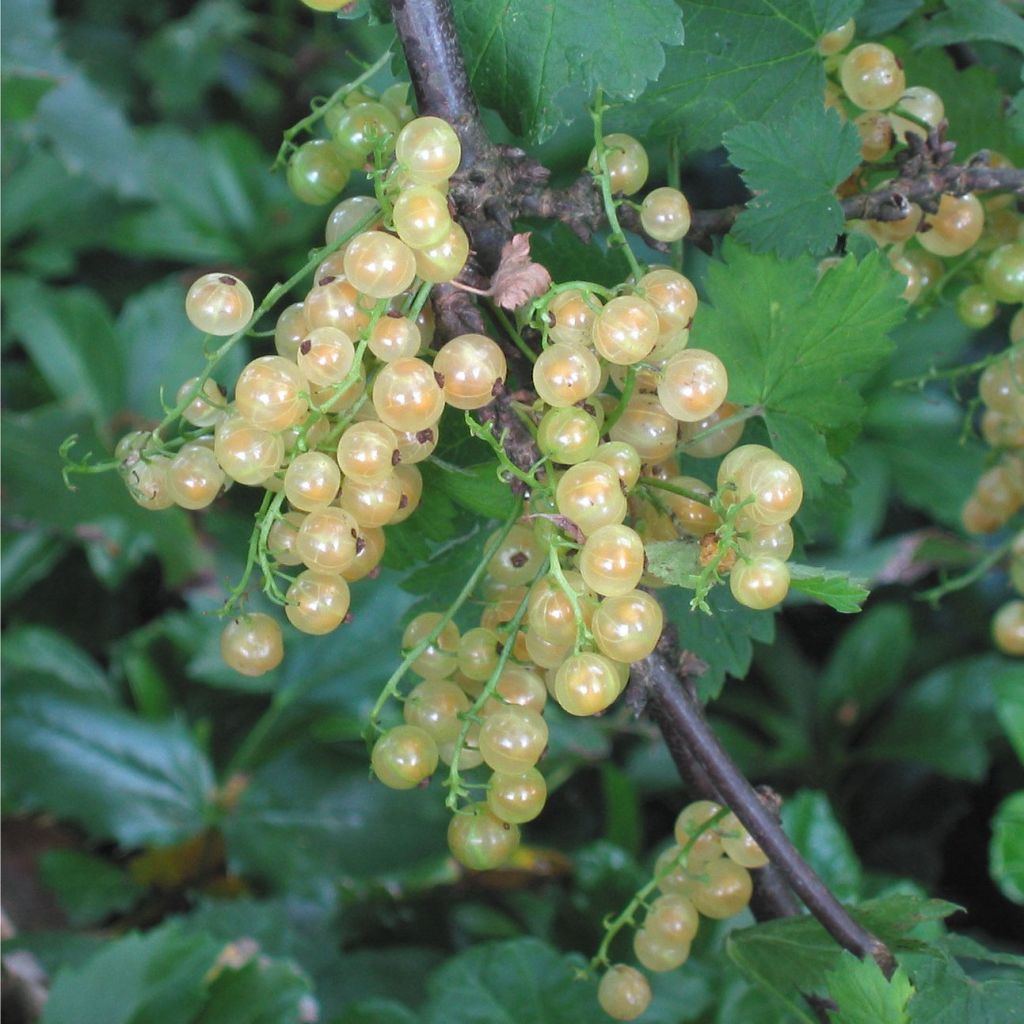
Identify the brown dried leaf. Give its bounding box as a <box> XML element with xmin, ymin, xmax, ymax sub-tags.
<box><xmin>490</xmin><ymin>232</ymin><xmax>551</xmax><ymax>310</ymax></box>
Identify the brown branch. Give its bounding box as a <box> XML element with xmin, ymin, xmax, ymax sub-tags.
<box><xmin>393</xmin><ymin>0</ymin><xmax>896</xmax><ymax>983</ymax></box>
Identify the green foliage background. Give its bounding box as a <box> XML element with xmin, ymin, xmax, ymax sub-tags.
<box><xmin>2</xmin><ymin>1</ymin><xmax>1023</xmax><ymax>1022</ymax></box>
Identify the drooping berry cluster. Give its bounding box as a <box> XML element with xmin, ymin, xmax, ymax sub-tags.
<box><xmin>598</xmin><ymin>801</ymin><xmax>764</xmax><ymax>1021</ymax></box>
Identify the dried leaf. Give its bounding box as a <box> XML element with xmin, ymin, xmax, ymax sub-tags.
<box><xmin>491</xmin><ymin>233</ymin><xmax>552</xmax><ymax>310</ymax></box>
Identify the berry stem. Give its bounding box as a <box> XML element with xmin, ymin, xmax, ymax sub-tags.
<box><xmin>548</xmin><ymin>541</ymin><xmax>594</xmax><ymax>654</ymax></box>
<box><xmin>367</xmin><ymin>503</ymin><xmax>524</xmax><ymax>733</ymax></box>
<box><xmin>272</xmin><ymin>48</ymin><xmax>393</xmax><ymax>168</ymax></box>
<box><xmin>488</xmin><ymin>302</ymin><xmax>538</xmax><ymax>365</ymax></box>
<box><xmin>590</xmin><ymin>91</ymin><xmax>645</xmax><ymax>283</ymax></box>
<box><xmin>586</xmin><ymin>806</ymin><xmax>730</xmax><ymax>975</ymax></box>
<box><xmin>444</xmin><ymin>560</ymin><xmax>547</xmax><ymax>809</ymax></box>
<box><xmin>917</xmin><ymin>534</ymin><xmax>1015</xmax><ymax>605</ymax></box>
<box><xmin>677</xmin><ymin>404</ymin><xmax>764</xmax><ymax>452</ymax></box>
<box><xmin>666</xmin><ymin>134</ymin><xmax>685</xmax><ymax>273</ymax></box>
<box><xmin>603</xmin><ymin>365</ymin><xmax>637</xmax><ymax>433</ymax></box>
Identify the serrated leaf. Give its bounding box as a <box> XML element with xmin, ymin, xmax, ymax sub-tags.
<box><xmin>223</xmin><ymin>745</ymin><xmax>449</xmax><ymax>897</ymax></box>
<box><xmin>4</xmin><ymin>276</ymin><xmax>125</xmax><ymax>431</ymax></box>
<box><xmin>827</xmin><ymin>952</ymin><xmax>914</xmax><ymax>1024</ymax></box>
<box><xmin>905</xmin><ymin>954</ymin><xmax>1024</xmax><ymax>1024</ymax></box>
<box><xmin>659</xmin><ymin>585</ymin><xmax>776</xmax><ymax>700</ymax></box>
<box><xmin>989</xmin><ymin>791</ymin><xmax>1024</xmax><ymax>905</ymax></box>
<box><xmin>994</xmin><ymin>671</ymin><xmax>1024</xmax><ymax>764</ymax></box>
<box><xmin>911</xmin><ymin>0</ymin><xmax>1024</xmax><ymax>54</ymax></box>
<box><xmin>3</xmin><ymin>688</ymin><xmax>216</xmax><ymax>847</ymax></box>
<box><xmin>454</xmin><ymin>0</ymin><xmax>685</xmax><ymax>142</ymax></box>
<box><xmin>436</xmin><ymin>462</ymin><xmax>517</xmax><ymax>520</ymax></box>
<box><xmin>42</xmin><ymin>922</ymin><xmax>221</xmax><ymax>1024</ymax></box>
<box><xmin>863</xmin><ymin>654</ymin><xmax>1004</xmax><ymax>781</ymax></box>
<box><xmin>628</xmin><ymin>0</ymin><xmax>859</xmax><ymax>152</ymax></box>
<box><xmin>727</xmin><ymin>895</ymin><xmax>959</xmax><ymax>1021</ymax></box>
<box><xmin>781</xmin><ymin>791</ymin><xmax>863</xmax><ymax>902</ymax></box>
<box><xmin>691</xmin><ymin>241</ymin><xmax>905</xmax><ymax>500</ymax></box>
<box><xmin>2</xmin><ymin>625</ymin><xmax>113</xmax><ymax>700</ymax></box>
<box><xmin>725</xmin><ymin>104</ymin><xmax>862</xmax><ymax>258</ymax></box>
<box><xmin>423</xmin><ymin>937</ymin><xmax>596</xmax><ymax>1024</ymax></box>
<box><xmin>818</xmin><ymin>604</ymin><xmax>913</xmax><ymax>723</ymax></box>
<box><xmin>788</xmin><ymin>564</ymin><xmax>869</xmax><ymax>613</ymax></box>
<box><xmin>195</xmin><ymin>959</ymin><xmax>314</xmax><ymax>1024</ymax></box>
<box><xmin>857</xmin><ymin>0</ymin><xmax>924</xmax><ymax>36</ymax></box>
<box><xmin>39</xmin><ymin>850</ymin><xmax>144</xmax><ymax>927</ymax></box>
<box><xmin>898</xmin><ymin>48</ymin><xmax>1024</xmax><ymax>164</ymax></box>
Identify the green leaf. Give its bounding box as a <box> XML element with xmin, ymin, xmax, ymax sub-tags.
<box><xmin>454</xmin><ymin>0</ymin><xmax>685</xmax><ymax>142</ymax></box>
<box><xmin>861</xmin><ymin>391</ymin><xmax>986</xmax><ymax>528</ymax></box>
<box><xmin>781</xmin><ymin>790</ymin><xmax>863</xmax><ymax>902</ymax></box>
<box><xmin>42</xmin><ymin>922</ymin><xmax>221</xmax><ymax>1024</ymax></box>
<box><xmin>110</xmin><ymin>125</ymin><xmax>318</xmax><ymax>264</ymax></box>
<box><xmin>857</xmin><ymin>0</ymin><xmax>924</xmax><ymax>36</ymax></box>
<box><xmin>2</xmin><ymin>405</ymin><xmax>201</xmax><ymax>588</ymax></box>
<box><xmin>660</xmin><ymin>585</ymin><xmax>776</xmax><ymax>700</ymax></box>
<box><xmin>116</xmin><ymin>278</ymin><xmax>246</xmax><ymax>422</ymax></box>
<box><xmin>195</xmin><ymin>959</ymin><xmax>314</xmax><ymax>1024</ymax></box>
<box><xmin>989</xmin><ymin>791</ymin><xmax>1024</xmax><ymax>905</ymax></box>
<box><xmin>35</xmin><ymin>73</ymin><xmax>149</xmax><ymax>199</ymax></box>
<box><xmin>333</xmin><ymin>1002</ymin><xmax>420</xmax><ymax>1024</ymax></box>
<box><xmin>39</xmin><ymin>850</ymin><xmax>144</xmax><ymax>927</ymax></box>
<box><xmin>827</xmin><ymin>952</ymin><xmax>914</xmax><ymax>1024</ymax></box>
<box><xmin>994</xmin><ymin>670</ymin><xmax>1024</xmax><ymax>764</ymax></box>
<box><xmin>645</xmin><ymin>538</ymin><xmax>701</xmax><ymax>586</ymax></box>
<box><xmin>691</xmin><ymin>241</ymin><xmax>905</xmax><ymax>500</ymax></box>
<box><xmin>529</xmin><ymin>223</ymin><xmax>632</xmax><ymax>289</ymax></box>
<box><xmin>223</xmin><ymin>745</ymin><xmax>450</xmax><ymax>895</ymax></box>
<box><xmin>3</xmin><ymin>688</ymin><xmax>216</xmax><ymax>847</ymax></box>
<box><xmin>436</xmin><ymin>462</ymin><xmax>517</xmax><ymax>520</ymax></box>
<box><xmin>725</xmin><ymin>104</ymin><xmax>862</xmax><ymax>258</ymax></box>
<box><xmin>4</xmin><ymin>277</ymin><xmax>125</xmax><ymax>430</ymax></box>
<box><xmin>863</xmin><ymin>654</ymin><xmax>1004</xmax><ymax>781</ymax></box>
<box><xmin>911</xmin><ymin>0</ymin><xmax>1024</xmax><ymax>54</ymax></box>
<box><xmin>728</xmin><ymin>895</ymin><xmax>958</xmax><ymax>1021</ymax></box>
<box><xmin>2</xmin><ymin>625</ymin><xmax>113</xmax><ymax>700</ymax></box>
<box><xmin>897</xmin><ymin>48</ymin><xmax>1024</xmax><ymax>164</ymax></box>
<box><xmin>423</xmin><ymin>937</ymin><xmax>596</xmax><ymax>1024</ymax></box>
<box><xmin>818</xmin><ymin>604</ymin><xmax>914</xmax><ymax>723</ymax></box>
<box><xmin>905</xmin><ymin>954</ymin><xmax>1024</xmax><ymax>1024</ymax></box>
<box><xmin>788</xmin><ymin>564</ymin><xmax>869</xmax><ymax>613</ymax></box>
<box><xmin>628</xmin><ymin>0</ymin><xmax>859</xmax><ymax>152</ymax></box>
<box><xmin>1</xmin><ymin>73</ymin><xmax>58</xmax><ymax>119</ymax></box>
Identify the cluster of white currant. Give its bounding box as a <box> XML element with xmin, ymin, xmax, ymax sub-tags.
<box><xmin>597</xmin><ymin>800</ymin><xmax>766</xmax><ymax>1021</ymax></box>
<box><xmin>115</xmin><ymin>114</ymin><xmax>502</xmax><ymax>676</ymax></box>
<box><xmin>368</xmin><ymin>133</ymin><xmax>804</xmax><ymax>884</ymax></box>
<box><xmin>960</xmin><ymin>344</ymin><xmax>1024</xmax><ymax>657</ymax></box>
<box><xmin>818</xmin><ymin>18</ymin><xmax>1024</xmax><ymax>307</ymax></box>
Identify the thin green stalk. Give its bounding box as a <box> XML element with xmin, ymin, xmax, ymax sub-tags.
<box><xmin>603</xmin><ymin>365</ymin><xmax>636</xmax><ymax>433</ymax></box>
<box><xmin>367</xmin><ymin>505</ymin><xmax>524</xmax><ymax>731</ymax></box>
<box><xmin>272</xmin><ymin>49</ymin><xmax>392</xmax><ymax>168</ymax></box>
<box><xmin>590</xmin><ymin>90</ymin><xmax>644</xmax><ymax>282</ymax></box>
<box><xmin>918</xmin><ymin>535</ymin><xmax>1014</xmax><ymax>605</ymax></box>
<box><xmin>642</xmin><ymin>476</ymin><xmax>713</xmax><ymax>506</ymax></box>
<box><xmin>548</xmin><ymin>541</ymin><xmax>592</xmax><ymax>653</ymax></box>
<box><xmin>678</xmin><ymin>404</ymin><xmax>764</xmax><ymax>451</ymax></box>
<box><xmin>586</xmin><ymin>806</ymin><xmax>730</xmax><ymax>975</ymax></box>
<box><xmin>445</xmin><ymin>560</ymin><xmax>548</xmax><ymax>810</ymax></box>
<box><xmin>221</xmin><ymin>489</ymin><xmax>278</xmax><ymax>615</ymax></box>
<box><xmin>490</xmin><ymin>302</ymin><xmax>538</xmax><ymax>364</ymax></box>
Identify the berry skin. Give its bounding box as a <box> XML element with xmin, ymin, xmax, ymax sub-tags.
<box><xmin>658</xmin><ymin>349</ymin><xmax>729</xmax><ymax>423</ymax></box>
<box><xmin>332</xmin><ymin>101</ymin><xmax>400</xmax><ymax>164</ymax></box>
<box><xmin>592</xmin><ymin>296</ymin><xmax>661</xmax><ymax>365</ymax></box>
<box><xmin>220</xmin><ymin>613</ymin><xmax>284</xmax><ymax>676</ymax></box>
<box><xmin>413</xmin><ymin>222</ymin><xmax>470</xmax><ymax>283</ymax></box>
<box><xmin>478</xmin><ymin>705</ymin><xmax>549</xmax><ymax>774</ymax></box>
<box><xmin>817</xmin><ymin>17</ymin><xmax>855</xmax><ymax>55</ymax></box>
<box><xmin>177</xmin><ymin>377</ymin><xmax>226</xmax><ymax>428</ymax></box>
<box><xmin>372</xmin><ymin>357</ymin><xmax>446</xmax><ymax>432</ymax></box>
<box><xmin>185</xmin><ymin>273</ymin><xmax>254</xmax><ymax>336</ymax></box>
<box><xmin>168</xmin><ymin>443</ymin><xmax>225</xmax><ymax>510</ymax></box>
<box><xmin>235</xmin><ymin>356</ymin><xmax>309</xmax><ymax>432</ymax></box>
<box><xmin>993</xmin><ymin>600</ymin><xmax>1024</xmax><ymax>656</ymax></box>
<box><xmin>283</xmin><ymin>451</ymin><xmax>341</xmax><ymax>511</ymax></box>
<box><xmin>533</xmin><ymin>341</ymin><xmax>602</xmax><ymax>408</ymax></box>
<box><xmin>588</xmin><ymin>133</ymin><xmax>649</xmax><ymax>196</ymax></box>
<box><xmin>447</xmin><ymin>803</ymin><xmax>520</xmax><ymax>870</ymax></box>
<box><xmin>433</xmin><ymin>334</ymin><xmax>507</xmax><ymax>409</ymax></box>
<box><xmin>325</xmin><ymin>194</ymin><xmax>382</xmax><ymax>245</ymax></box>
<box><xmin>393</xmin><ymin>184</ymin><xmax>452</xmax><ymax>249</ymax></box>
<box><xmin>918</xmin><ymin>193</ymin><xmax>985</xmax><ymax>257</ymax></box>
<box><xmin>343</xmin><ymin>231</ymin><xmax>417</xmax><ymax>299</ymax></box>
<box><xmin>371</xmin><ymin>724</ymin><xmax>438</xmax><ymax>789</ymax></box>
<box><xmin>640</xmin><ymin>187</ymin><xmax>692</xmax><ymax>242</ymax></box>
<box><xmin>983</xmin><ymin>243</ymin><xmax>1024</xmax><ymax>303</ymax></box>
<box><xmin>579</xmin><ymin>524</ymin><xmax>646</xmax><ymax>597</ymax></box>
<box><xmin>287</xmin><ymin>139</ymin><xmax>351</xmax><ymax>205</ymax></box>
<box><xmin>214</xmin><ymin>414</ymin><xmax>285</xmax><ymax>487</ymax></box>
<box><xmin>487</xmin><ymin>768</ymin><xmax>547</xmax><ymax>824</ymax></box>
<box><xmin>730</xmin><ymin>556</ymin><xmax>791</xmax><ymax>610</ymax></box>
<box><xmin>285</xmin><ymin>570</ymin><xmax>350</xmax><ymax>634</ymax></box>
<box><xmin>395</xmin><ymin>116</ymin><xmax>462</xmax><ymax>186</ymax></box>
<box><xmin>592</xmin><ymin>590</ymin><xmax>664</xmax><ymax>663</ymax></box>
<box><xmin>839</xmin><ymin>43</ymin><xmax>906</xmax><ymax>111</ymax></box>
<box><xmin>598</xmin><ymin>965</ymin><xmax>651</xmax><ymax>1021</ymax></box>
<box><xmin>554</xmin><ymin>652</ymin><xmax>622</xmax><ymax>716</ymax></box>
